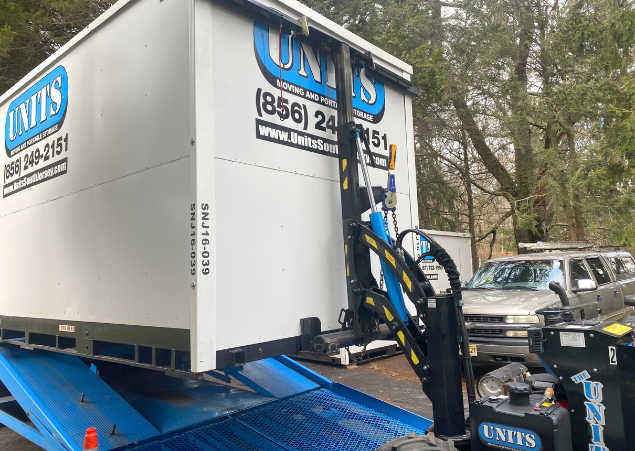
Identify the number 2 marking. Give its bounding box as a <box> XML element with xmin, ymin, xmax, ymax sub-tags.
<box><xmin>609</xmin><ymin>346</ymin><xmax>617</xmax><ymax>365</ymax></box>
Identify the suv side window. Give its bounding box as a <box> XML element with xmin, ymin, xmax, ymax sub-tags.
<box><xmin>570</xmin><ymin>259</ymin><xmax>592</xmax><ymax>290</ymax></box>
<box><xmin>586</xmin><ymin>258</ymin><xmax>612</xmax><ymax>285</ymax></box>
<box><xmin>621</xmin><ymin>257</ymin><xmax>635</xmax><ymax>274</ymax></box>
<box><xmin>611</xmin><ymin>257</ymin><xmax>626</xmax><ymax>275</ymax></box>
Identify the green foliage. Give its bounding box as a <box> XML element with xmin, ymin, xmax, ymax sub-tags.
<box><xmin>0</xmin><ymin>0</ymin><xmax>115</xmax><ymax>94</ymax></box>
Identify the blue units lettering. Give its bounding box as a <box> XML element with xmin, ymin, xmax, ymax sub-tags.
<box><xmin>253</xmin><ymin>22</ymin><xmax>385</xmax><ymax>123</ymax></box>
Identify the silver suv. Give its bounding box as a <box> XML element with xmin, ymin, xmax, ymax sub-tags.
<box><xmin>462</xmin><ymin>247</ymin><xmax>635</xmax><ymax>366</ymax></box>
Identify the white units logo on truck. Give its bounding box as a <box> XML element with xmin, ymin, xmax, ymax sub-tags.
<box><xmin>252</xmin><ymin>22</ymin><xmax>390</xmax><ymax>170</ymax></box>
<box><xmin>3</xmin><ymin>65</ymin><xmax>69</xmax><ymax>198</ymax></box>
<box><xmin>478</xmin><ymin>422</ymin><xmax>541</xmax><ymax>450</ymax></box>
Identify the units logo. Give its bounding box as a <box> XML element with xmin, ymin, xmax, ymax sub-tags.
<box><xmin>479</xmin><ymin>423</ymin><xmax>541</xmax><ymax>450</ymax></box>
<box><xmin>5</xmin><ymin>65</ymin><xmax>68</xmax><ymax>157</ymax></box>
<box><xmin>253</xmin><ymin>22</ymin><xmax>385</xmax><ymax>123</ymax></box>
<box><xmin>572</xmin><ymin>371</ymin><xmax>608</xmax><ymax>451</ymax></box>
<box><xmin>417</xmin><ymin>236</ymin><xmax>436</xmax><ymax>263</ymax></box>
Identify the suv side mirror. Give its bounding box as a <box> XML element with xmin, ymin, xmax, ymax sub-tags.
<box><xmin>461</xmin><ymin>281</ymin><xmax>468</xmax><ymax>288</ymax></box>
<box><xmin>573</xmin><ymin>279</ymin><xmax>597</xmax><ymax>293</ymax></box>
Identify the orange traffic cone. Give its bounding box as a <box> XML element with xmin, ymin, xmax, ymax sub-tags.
<box><xmin>83</xmin><ymin>427</ymin><xmax>99</xmax><ymax>450</ymax></box>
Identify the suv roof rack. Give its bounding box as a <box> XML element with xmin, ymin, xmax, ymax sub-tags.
<box><xmin>518</xmin><ymin>242</ymin><xmax>622</xmax><ymax>253</ymax></box>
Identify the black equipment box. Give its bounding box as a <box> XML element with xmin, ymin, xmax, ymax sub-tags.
<box><xmin>529</xmin><ymin>315</ymin><xmax>635</xmax><ymax>451</ymax></box>
<box><xmin>470</xmin><ymin>383</ymin><xmax>572</xmax><ymax>451</ymax></box>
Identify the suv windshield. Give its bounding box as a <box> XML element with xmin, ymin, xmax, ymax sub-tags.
<box><xmin>467</xmin><ymin>259</ymin><xmax>565</xmax><ymax>290</ymax></box>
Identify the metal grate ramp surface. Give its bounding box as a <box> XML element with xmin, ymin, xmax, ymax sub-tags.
<box><xmin>0</xmin><ymin>346</ymin><xmax>160</xmax><ymax>450</ymax></box>
<box><xmin>128</xmin><ymin>389</ymin><xmax>427</xmax><ymax>451</ymax></box>
<box><xmin>228</xmin><ymin>358</ymin><xmax>319</xmax><ymax>399</ymax></box>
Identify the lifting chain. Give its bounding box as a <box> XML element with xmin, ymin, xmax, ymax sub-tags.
<box><xmin>392</xmin><ymin>210</ymin><xmax>399</xmax><ymax>237</ymax></box>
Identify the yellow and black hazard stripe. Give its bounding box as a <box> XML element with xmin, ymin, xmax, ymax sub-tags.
<box><xmin>362</xmin><ymin>289</ymin><xmax>430</xmax><ymax>384</ymax></box>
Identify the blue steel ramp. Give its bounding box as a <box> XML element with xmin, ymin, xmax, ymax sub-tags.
<box><xmin>0</xmin><ymin>345</ymin><xmax>159</xmax><ymax>451</ymax></box>
<box><xmin>124</xmin><ymin>388</ymin><xmax>428</xmax><ymax>451</ymax></box>
<box><xmin>117</xmin><ymin>356</ymin><xmax>431</xmax><ymax>451</ymax></box>
<box><xmin>0</xmin><ymin>344</ymin><xmax>431</xmax><ymax>451</ymax></box>
<box><xmin>224</xmin><ymin>358</ymin><xmax>319</xmax><ymax>398</ymax></box>
<box><xmin>110</xmin><ymin>355</ymin><xmax>321</xmax><ymax>434</ymax></box>
<box><xmin>117</xmin><ymin>375</ymin><xmax>275</xmax><ymax>434</ymax></box>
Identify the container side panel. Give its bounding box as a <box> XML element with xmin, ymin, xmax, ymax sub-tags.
<box><xmin>0</xmin><ymin>0</ymin><xmax>192</xmax><ymax>330</ymax></box>
<box><xmin>0</xmin><ymin>159</ymin><xmax>190</xmax><ymax>326</ymax></box>
<box><xmin>215</xmin><ymin>160</ymin><xmax>346</xmax><ymax>348</ymax></box>
<box><xmin>211</xmin><ymin>5</ymin><xmax>416</xmax><ymax>350</ymax></box>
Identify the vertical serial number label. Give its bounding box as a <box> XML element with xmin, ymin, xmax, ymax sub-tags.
<box><xmin>190</xmin><ymin>203</ymin><xmax>196</xmax><ymax>276</ymax></box>
<box><xmin>200</xmin><ymin>203</ymin><xmax>210</xmax><ymax>275</ymax></box>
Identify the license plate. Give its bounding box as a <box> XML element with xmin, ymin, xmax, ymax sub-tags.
<box><xmin>459</xmin><ymin>345</ymin><xmax>478</xmax><ymax>357</ymax></box>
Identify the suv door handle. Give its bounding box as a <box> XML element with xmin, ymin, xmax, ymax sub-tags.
<box><xmin>615</xmin><ymin>290</ymin><xmax>619</xmax><ymax>297</ymax></box>
<box><xmin>597</xmin><ymin>294</ymin><xmax>603</xmax><ymax>302</ymax></box>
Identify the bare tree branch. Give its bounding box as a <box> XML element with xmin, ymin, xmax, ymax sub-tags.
<box><xmin>476</xmin><ymin>210</ymin><xmax>514</xmax><ymax>242</ymax></box>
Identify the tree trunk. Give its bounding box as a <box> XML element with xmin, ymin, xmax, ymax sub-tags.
<box><xmin>567</xmin><ymin>130</ymin><xmax>585</xmax><ymax>241</ymax></box>
<box><xmin>560</xmin><ymin>186</ymin><xmax>578</xmax><ymax>241</ymax></box>
<box><xmin>461</xmin><ymin>131</ymin><xmax>480</xmax><ymax>273</ymax></box>
<box><xmin>509</xmin><ymin>12</ymin><xmax>541</xmax><ymax>243</ymax></box>
<box><xmin>513</xmin><ymin>212</ymin><xmax>535</xmax><ymax>248</ymax></box>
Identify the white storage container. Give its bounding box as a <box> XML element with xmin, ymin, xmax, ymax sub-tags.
<box><xmin>415</xmin><ymin>230</ymin><xmax>474</xmax><ymax>292</ymax></box>
<box><xmin>0</xmin><ymin>0</ymin><xmax>418</xmax><ymax>372</ymax></box>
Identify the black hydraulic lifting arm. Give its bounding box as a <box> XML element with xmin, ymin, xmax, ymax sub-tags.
<box><xmin>310</xmin><ymin>41</ymin><xmax>476</xmax><ymax>442</ymax></box>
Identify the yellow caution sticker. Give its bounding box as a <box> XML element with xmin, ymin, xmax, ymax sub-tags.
<box><xmin>411</xmin><ymin>350</ymin><xmax>419</xmax><ymax>365</ymax></box>
<box><xmin>383</xmin><ymin>306</ymin><xmax>394</xmax><ymax>322</ymax></box>
<box><xmin>365</xmin><ymin>235</ymin><xmax>378</xmax><ymax>249</ymax></box>
<box><xmin>343</xmin><ymin>177</ymin><xmax>348</xmax><ymax>190</ymax></box>
<box><xmin>346</xmin><ymin>264</ymin><xmax>349</xmax><ymax>277</ymax></box>
<box><xmin>345</xmin><ymin>244</ymin><xmax>347</xmax><ymax>256</ymax></box>
<box><xmin>342</xmin><ymin>159</ymin><xmax>347</xmax><ymax>171</ymax></box>
<box><xmin>397</xmin><ymin>330</ymin><xmax>405</xmax><ymax>346</ymax></box>
<box><xmin>366</xmin><ymin>297</ymin><xmax>375</xmax><ymax>306</ymax></box>
<box><xmin>603</xmin><ymin>323</ymin><xmax>633</xmax><ymax>336</ymax></box>
<box><xmin>403</xmin><ymin>272</ymin><xmax>412</xmax><ymax>292</ymax></box>
<box><xmin>385</xmin><ymin>250</ymin><xmax>396</xmax><ymax>268</ymax></box>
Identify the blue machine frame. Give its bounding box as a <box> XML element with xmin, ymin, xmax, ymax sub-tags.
<box><xmin>0</xmin><ymin>345</ymin><xmax>431</xmax><ymax>451</ymax></box>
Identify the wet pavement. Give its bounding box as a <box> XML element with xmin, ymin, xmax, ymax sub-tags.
<box><xmin>298</xmin><ymin>354</ymin><xmax>476</xmax><ymax>419</ymax></box>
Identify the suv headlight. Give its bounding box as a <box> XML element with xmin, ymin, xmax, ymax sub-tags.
<box><xmin>505</xmin><ymin>315</ymin><xmax>540</xmax><ymax>324</ymax></box>
<box><xmin>505</xmin><ymin>330</ymin><xmax>529</xmax><ymax>337</ymax></box>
